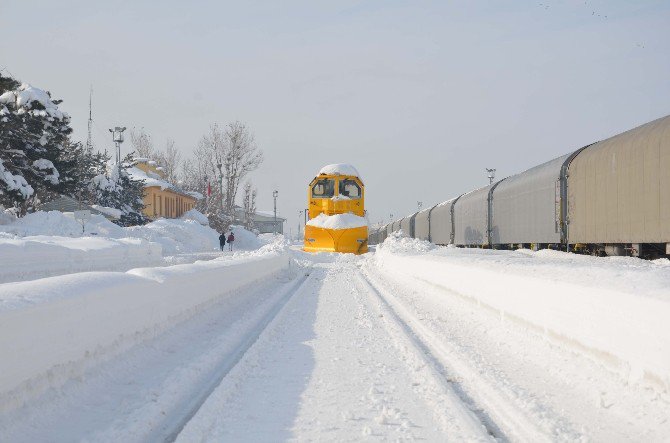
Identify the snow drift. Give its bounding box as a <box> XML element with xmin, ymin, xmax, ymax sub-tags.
<box><xmin>0</xmin><ymin>211</ymin><xmax>270</xmax><ymax>282</ymax></box>
<box><xmin>0</xmin><ymin>234</ymin><xmax>162</xmax><ymax>283</ymax></box>
<box><xmin>0</xmin><ymin>248</ymin><xmax>291</xmax><ymax>412</ymax></box>
<box><xmin>374</xmin><ymin>235</ymin><xmax>670</xmax><ymax>393</ymax></box>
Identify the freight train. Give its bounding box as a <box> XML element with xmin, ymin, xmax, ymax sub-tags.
<box><xmin>370</xmin><ymin>115</ymin><xmax>670</xmax><ymax>258</ymax></box>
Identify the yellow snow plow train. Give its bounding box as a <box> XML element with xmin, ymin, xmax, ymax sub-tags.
<box><xmin>304</xmin><ymin>164</ymin><xmax>369</xmax><ymax>254</ymax></box>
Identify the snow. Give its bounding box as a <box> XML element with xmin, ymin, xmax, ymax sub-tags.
<box><xmin>0</xmin><ymin>233</ymin><xmax>162</xmax><ymax>283</ymax></box>
<box><xmin>331</xmin><ymin>194</ymin><xmax>350</xmax><ymax>201</ymax></box>
<box><xmin>318</xmin><ymin>163</ymin><xmax>362</xmax><ymax>179</ymax></box>
<box><xmin>0</xmin><ymin>211</ymin><xmax>271</xmax><ymax>283</ymax></box>
<box><xmin>375</xmin><ymin>235</ymin><xmax>670</xmax><ymax>392</ymax></box>
<box><xmin>126</xmin><ymin>166</ymin><xmax>173</xmax><ymax>190</ymax></box>
<box><xmin>306</xmin><ymin>212</ymin><xmax>368</xmax><ymax>229</ymax></box>
<box><xmin>185</xmin><ymin>190</ymin><xmax>204</xmax><ymax>200</ymax></box>
<box><xmin>0</xmin><ymin>248</ymin><xmax>291</xmax><ymax>413</ymax></box>
<box><xmin>224</xmin><ymin>224</ymin><xmax>263</xmax><ymax>249</ymax></box>
<box><xmin>90</xmin><ymin>205</ymin><xmax>123</xmax><ymax>219</ymax></box>
<box><xmin>177</xmin><ymin>256</ymin><xmax>487</xmax><ymax>442</ymax></box>
<box><xmin>1</xmin><ymin>219</ymin><xmax>670</xmax><ymax>440</ymax></box>
<box><xmin>1</xmin><ymin>84</ymin><xmax>67</xmax><ymax>120</ymax></box>
<box><xmin>180</xmin><ymin>208</ymin><xmax>208</xmax><ymax>225</ymax></box>
<box><xmin>32</xmin><ymin>159</ymin><xmax>59</xmax><ymax>184</ymax></box>
<box><xmin>0</xmin><ymin>159</ymin><xmax>34</xmax><ymax>198</ymax></box>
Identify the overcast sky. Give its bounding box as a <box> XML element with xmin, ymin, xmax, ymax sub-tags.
<box><xmin>2</xmin><ymin>1</ymin><xmax>669</xmax><ymax>232</ymax></box>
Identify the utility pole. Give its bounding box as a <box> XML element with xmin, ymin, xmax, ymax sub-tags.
<box><xmin>109</xmin><ymin>127</ymin><xmax>126</xmax><ymax>164</ymax></box>
<box><xmin>486</xmin><ymin>168</ymin><xmax>496</xmax><ymax>185</ymax></box>
<box><xmin>273</xmin><ymin>190</ymin><xmax>279</xmax><ymax>234</ymax></box>
<box><xmin>86</xmin><ymin>85</ymin><xmax>93</xmax><ymax>154</ymax></box>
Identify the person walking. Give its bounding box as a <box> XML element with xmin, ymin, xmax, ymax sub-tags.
<box><xmin>219</xmin><ymin>232</ymin><xmax>226</xmax><ymax>251</ymax></box>
<box><xmin>227</xmin><ymin>231</ymin><xmax>235</xmax><ymax>251</ymax></box>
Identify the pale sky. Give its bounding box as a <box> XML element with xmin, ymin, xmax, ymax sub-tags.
<box><xmin>2</xmin><ymin>1</ymin><xmax>669</xmax><ymax>233</ymax></box>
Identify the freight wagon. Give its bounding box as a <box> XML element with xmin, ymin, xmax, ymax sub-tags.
<box><xmin>372</xmin><ymin>115</ymin><xmax>670</xmax><ymax>258</ymax></box>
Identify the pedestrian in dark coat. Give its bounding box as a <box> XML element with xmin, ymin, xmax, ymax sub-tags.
<box><xmin>219</xmin><ymin>233</ymin><xmax>226</xmax><ymax>251</ymax></box>
<box><xmin>227</xmin><ymin>231</ymin><xmax>235</xmax><ymax>251</ymax></box>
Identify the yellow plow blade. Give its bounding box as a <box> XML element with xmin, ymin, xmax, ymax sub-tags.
<box><xmin>303</xmin><ymin>225</ymin><xmax>368</xmax><ymax>254</ymax></box>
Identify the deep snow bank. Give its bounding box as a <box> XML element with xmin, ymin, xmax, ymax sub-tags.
<box><xmin>373</xmin><ymin>235</ymin><xmax>670</xmax><ymax>392</ymax></box>
<box><xmin>0</xmin><ymin>234</ymin><xmax>162</xmax><ymax>283</ymax></box>
<box><xmin>0</xmin><ymin>246</ymin><xmax>291</xmax><ymax>412</ymax></box>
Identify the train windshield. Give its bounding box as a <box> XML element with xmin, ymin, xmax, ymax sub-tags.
<box><xmin>339</xmin><ymin>179</ymin><xmax>361</xmax><ymax>198</ymax></box>
<box><xmin>312</xmin><ymin>179</ymin><xmax>335</xmax><ymax>198</ymax></box>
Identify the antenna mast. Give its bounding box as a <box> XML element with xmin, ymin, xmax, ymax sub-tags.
<box><xmin>86</xmin><ymin>85</ymin><xmax>93</xmax><ymax>154</ymax></box>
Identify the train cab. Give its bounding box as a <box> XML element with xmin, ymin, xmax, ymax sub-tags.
<box><xmin>304</xmin><ymin>164</ymin><xmax>369</xmax><ymax>254</ymax></box>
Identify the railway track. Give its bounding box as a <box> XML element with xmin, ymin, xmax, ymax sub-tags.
<box><xmin>0</xmin><ymin>269</ymin><xmax>312</xmax><ymax>443</ymax></box>
<box><xmin>357</xmin><ymin>268</ymin><xmax>557</xmax><ymax>442</ymax></box>
<box><xmin>158</xmin><ymin>270</ymin><xmax>313</xmax><ymax>442</ymax></box>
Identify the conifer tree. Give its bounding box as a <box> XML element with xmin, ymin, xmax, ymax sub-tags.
<box><xmin>0</xmin><ymin>74</ymin><xmax>75</xmax><ymax>213</ymax></box>
<box><xmin>93</xmin><ymin>153</ymin><xmax>149</xmax><ymax>226</ymax></box>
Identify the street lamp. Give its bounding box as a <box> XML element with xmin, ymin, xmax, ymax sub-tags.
<box><xmin>108</xmin><ymin>126</ymin><xmax>126</xmax><ymax>163</ymax></box>
<box><xmin>486</xmin><ymin>168</ymin><xmax>496</xmax><ymax>185</ymax></box>
<box><xmin>273</xmin><ymin>190</ymin><xmax>279</xmax><ymax>235</ymax></box>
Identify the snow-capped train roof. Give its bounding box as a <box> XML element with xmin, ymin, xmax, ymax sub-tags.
<box><xmin>318</xmin><ymin>164</ymin><xmax>361</xmax><ymax>179</ymax></box>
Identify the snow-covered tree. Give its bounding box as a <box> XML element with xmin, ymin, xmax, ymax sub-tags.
<box><xmin>93</xmin><ymin>153</ymin><xmax>148</xmax><ymax>226</ymax></box>
<box><xmin>59</xmin><ymin>141</ymin><xmax>109</xmax><ymax>205</ymax></box>
<box><xmin>0</xmin><ymin>74</ymin><xmax>76</xmax><ymax>214</ymax></box>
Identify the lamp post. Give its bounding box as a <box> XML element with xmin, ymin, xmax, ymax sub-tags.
<box><xmin>108</xmin><ymin>126</ymin><xmax>126</xmax><ymax>164</ymax></box>
<box><xmin>273</xmin><ymin>190</ymin><xmax>279</xmax><ymax>234</ymax></box>
<box><xmin>486</xmin><ymin>168</ymin><xmax>496</xmax><ymax>185</ymax></box>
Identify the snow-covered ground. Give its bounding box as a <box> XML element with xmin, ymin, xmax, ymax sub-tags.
<box><xmin>0</xmin><ymin>210</ymin><xmax>268</xmax><ymax>282</ymax></box>
<box><xmin>0</xmin><ymin>232</ymin><xmax>669</xmax><ymax>441</ymax></box>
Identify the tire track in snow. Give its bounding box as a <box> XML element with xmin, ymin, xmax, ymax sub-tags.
<box><xmin>358</xmin><ymin>269</ymin><xmax>553</xmax><ymax>443</ymax></box>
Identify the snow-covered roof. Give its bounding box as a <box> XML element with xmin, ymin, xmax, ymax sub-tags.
<box><xmin>255</xmin><ymin>210</ymin><xmax>286</xmax><ymax>220</ymax></box>
<box><xmin>318</xmin><ymin>164</ymin><xmax>361</xmax><ymax>179</ymax></box>
<box><xmin>127</xmin><ymin>166</ymin><xmax>173</xmax><ymax>190</ymax></box>
<box><xmin>126</xmin><ymin>166</ymin><xmax>194</xmax><ymax>199</ymax></box>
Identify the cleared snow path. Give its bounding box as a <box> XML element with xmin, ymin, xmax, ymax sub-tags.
<box><xmin>177</xmin><ymin>255</ymin><xmax>490</xmax><ymax>441</ymax></box>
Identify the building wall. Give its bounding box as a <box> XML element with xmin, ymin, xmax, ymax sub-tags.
<box><xmin>255</xmin><ymin>220</ymin><xmax>284</xmax><ymax>234</ymax></box>
<box><xmin>142</xmin><ymin>187</ymin><xmax>197</xmax><ymax>219</ymax></box>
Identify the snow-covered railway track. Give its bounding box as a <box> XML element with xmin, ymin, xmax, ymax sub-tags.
<box><xmin>0</xmin><ymin>268</ymin><xmax>311</xmax><ymax>443</ymax></box>
<box><xmin>358</xmin><ymin>268</ymin><xmax>555</xmax><ymax>442</ymax></box>
<box><xmin>160</xmin><ymin>270</ymin><xmax>313</xmax><ymax>442</ymax></box>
